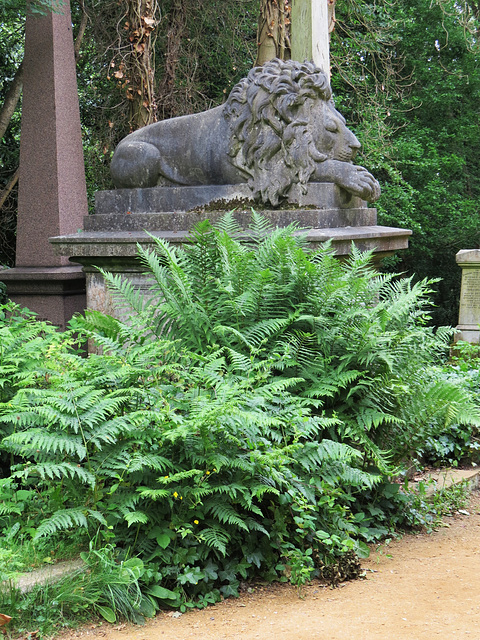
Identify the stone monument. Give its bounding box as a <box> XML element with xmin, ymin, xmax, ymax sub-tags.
<box><xmin>51</xmin><ymin>60</ymin><xmax>411</xmax><ymax>318</ymax></box>
<box><xmin>455</xmin><ymin>250</ymin><xmax>480</xmax><ymax>344</ymax></box>
<box><xmin>0</xmin><ymin>0</ymin><xmax>87</xmax><ymax>329</ymax></box>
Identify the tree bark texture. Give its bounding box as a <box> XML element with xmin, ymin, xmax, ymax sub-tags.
<box><xmin>255</xmin><ymin>0</ymin><xmax>291</xmax><ymax>66</ymax></box>
<box><xmin>123</xmin><ymin>0</ymin><xmax>159</xmax><ymax>129</ymax></box>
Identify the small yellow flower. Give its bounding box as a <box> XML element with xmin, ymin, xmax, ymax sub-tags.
<box><xmin>180</xmin><ymin>496</ymin><xmax>183</xmax><ymax>500</ymax></box>
<box><xmin>206</xmin><ymin>470</ymin><xmax>210</xmax><ymax>475</ymax></box>
<box><xmin>194</xmin><ymin>519</ymin><xmax>199</xmax><ymax>525</ymax></box>
<box><xmin>173</xmin><ymin>491</ymin><xmax>178</xmax><ymax>498</ymax></box>
<box><xmin>164</xmin><ymin>475</ymin><xmax>169</xmax><ymax>479</ymax></box>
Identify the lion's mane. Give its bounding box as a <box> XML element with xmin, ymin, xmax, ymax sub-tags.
<box><xmin>223</xmin><ymin>59</ymin><xmax>332</xmax><ymax>206</ymax></box>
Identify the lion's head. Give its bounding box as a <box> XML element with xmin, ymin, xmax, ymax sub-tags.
<box><xmin>223</xmin><ymin>59</ymin><xmax>362</xmax><ymax>206</ymax></box>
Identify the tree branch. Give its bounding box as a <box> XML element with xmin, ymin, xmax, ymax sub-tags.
<box><xmin>0</xmin><ymin>61</ymin><xmax>24</xmax><ymax>141</ymax></box>
<box><xmin>74</xmin><ymin>0</ymin><xmax>89</xmax><ymax>61</ymax></box>
<box><xmin>0</xmin><ymin>168</ymin><xmax>19</xmax><ymax>211</ymax></box>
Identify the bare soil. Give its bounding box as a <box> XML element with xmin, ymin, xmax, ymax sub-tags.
<box><xmin>59</xmin><ymin>491</ymin><xmax>480</xmax><ymax>640</ymax></box>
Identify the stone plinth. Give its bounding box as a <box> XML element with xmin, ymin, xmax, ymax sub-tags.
<box><xmin>95</xmin><ymin>182</ymin><xmax>367</xmax><ymax>215</ymax></box>
<box><xmin>455</xmin><ymin>250</ymin><xmax>480</xmax><ymax>343</ymax></box>
<box><xmin>50</xmin><ymin>183</ymin><xmax>411</xmax><ymax>320</ymax></box>
<box><xmin>0</xmin><ymin>266</ymin><xmax>86</xmax><ymax>330</ymax></box>
<box><xmin>0</xmin><ymin>0</ymin><xmax>87</xmax><ymax>326</ymax></box>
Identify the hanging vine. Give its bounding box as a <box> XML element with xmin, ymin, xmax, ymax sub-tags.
<box><xmin>155</xmin><ymin>0</ymin><xmax>188</xmax><ymax>120</ymax></box>
<box><xmin>255</xmin><ymin>0</ymin><xmax>291</xmax><ymax>66</ymax></box>
<box><xmin>107</xmin><ymin>0</ymin><xmax>160</xmax><ymax>130</ymax></box>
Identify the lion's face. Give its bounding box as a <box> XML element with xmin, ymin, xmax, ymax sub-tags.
<box><xmin>308</xmin><ymin>100</ymin><xmax>361</xmax><ymax>163</ymax></box>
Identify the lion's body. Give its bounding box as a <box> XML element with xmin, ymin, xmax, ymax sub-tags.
<box><xmin>111</xmin><ymin>106</ymin><xmax>245</xmax><ymax>188</ymax></box>
<box><xmin>111</xmin><ymin>59</ymin><xmax>380</xmax><ymax>206</ymax></box>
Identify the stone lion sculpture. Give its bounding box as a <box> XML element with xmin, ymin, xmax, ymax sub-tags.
<box><xmin>111</xmin><ymin>59</ymin><xmax>381</xmax><ymax>207</ymax></box>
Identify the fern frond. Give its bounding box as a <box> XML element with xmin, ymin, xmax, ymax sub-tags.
<box><xmin>211</xmin><ymin>211</ymin><xmax>243</xmax><ymax>237</ymax></box>
<box><xmin>4</xmin><ymin>429</ymin><xmax>86</xmax><ymax>459</ymax></box>
<box><xmin>13</xmin><ymin>462</ymin><xmax>95</xmax><ymax>487</ymax></box>
<box><xmin>205</xmin><ymin>501</ymin><xmax>249</xmax><ymax>531</ymax></box>
<box><xmin>137</xmin><ymin>487</ymin><xmax>170</xmax><ymax>501</ymax></box>
<box><xmin>34</xmin><ymin>508</ymin><xmax>106</xmax><ymax>540</ymax></box>
<box><xmin>124</xmin><ymin>511</ymin><xmax>149</xmax><ymax>527</ymax></box>
<box><xmin>199</xmin><ymin>525</ymin><xmax>230</xmax><ymax>555</ymax></box>
<box><xmin>98</xmin><ymin>269</ymin><xmax>151</xmax><ymax>318</ymax></box>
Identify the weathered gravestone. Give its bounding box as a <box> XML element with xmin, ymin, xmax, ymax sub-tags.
<box><xmin>0</xmin><ymin>0</ymin><xmax>87</xmax><ymax>329</ymax></box>
<box><xmin>51</xmin><ymin>59</ymin><xmax>411</xmax><ymax>318</ymax></box>
<box><xmin>456</xmin><ymin>250</ymin><xmax>480</xmax><ymax>344</ymax></box>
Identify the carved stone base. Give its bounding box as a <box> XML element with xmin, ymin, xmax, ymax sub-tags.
<box><xmin>95</xmin><ymin>182</ymin><xmax>367</xmax><ymax>215</ymax></box>
<box><xmin>50</xmin><ymin>184</ymin><xmax>411</xmax><ymax>319</ymax></box>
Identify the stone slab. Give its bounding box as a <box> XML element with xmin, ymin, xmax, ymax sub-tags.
<box><xmin>84</xmin><ymin>207</ymin><xmax>377</xmax><ymax>233</ymax></box>
<box><xmin>4</xmin><ymin>559</ymin><xmax>85</xmax><ymax>594</ymax></box>
<box><xmin>409</xmin><ymin>468</ymin><xmax>480</xmax><ymax>497</ymax></box>
<box><xmin>95</xmin><ymin>182</ymin><xmax>367</xmax><ymax>215</ymax></box>
<box><xmin>455</xmin><ymin>250</ymin><xmax>480</xmax><ymax>343</ymax></box>
<box><xmin>51</xmin><ymin>225</ymin><xmax>411</xmax><ymax>262</ymax></box>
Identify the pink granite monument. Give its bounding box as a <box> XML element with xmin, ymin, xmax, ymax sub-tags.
<box><xmin>0</xmin><ymin>0</ymin><xmax>87</xmax><ymax>329</ymax></box>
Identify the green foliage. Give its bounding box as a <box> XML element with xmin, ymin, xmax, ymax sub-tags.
<box><xmin>418</xmin><ymin>342</ymin><xmax>480</xmax><ymax>466</ymax></box>
<box><xmin>2</xmin><ymin>220</ymin><xmax>480</xmax><ymax>622</ymax></box>
<box><xmin>331</xmin><ymin>0</ymin><xmax>480</xmax><ymax>326</ymax></box>
<box><xmin>0</xmin><ymin>0</ymin><xmax>63</xmax><ymax>14</ymax></box>
<box><xmin>0</xmin><ymin>302</ymin><xmax>69</xmax><ymax>478</ymax></box>
<box><xmin>100</xmin><ymin>215</ymin><xmax>480</xmax><ymax>467</ymax></box>
<box><xmin>0</xmin><ymin>544</ymin><xmax>154</xmax><ymax>637</ymax></box>
<box><xmin>400</xmin><ymin>479</ymin><xmax>472</xmax><ymax>533</ymax></box>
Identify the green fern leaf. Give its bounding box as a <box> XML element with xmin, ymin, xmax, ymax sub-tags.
<box><xmin>199</xmin><ymin>525</ymin><xmax>230</xmax><ymax>555</ymax></box>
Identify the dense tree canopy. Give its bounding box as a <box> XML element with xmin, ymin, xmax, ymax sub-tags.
<box><xmin>330</xmin><ymin>0</ymin><xmax>480</xmax><ymax>324</ymax></box>
<box><xmin>0</xmin><ymin>0</ymin><xmax>479</xmax><ymax>325</ymax></box>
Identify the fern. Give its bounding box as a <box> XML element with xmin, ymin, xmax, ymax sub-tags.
<box><xmin>205</xmin><ymin>501</ymin><xmax>250</xmax><ymax>531</ymax></box>
<box><xmin>199</xmin><ymin>526</ymin><xmax>230</xmax><ymax>555</ymax></box>
<box><xmin>3</xmin><ymin>217</ymin><xmax>476</xmax><ymax>603</ymax></box>
<box><xmin>34</xmin><ymin>508</ymin><xmax>106</xmax><ymax>539</ymax></box>
<box><xmin>124</xmin><ymin>511</ymin><xmax>149</xmax><ymax>527</ymax></box>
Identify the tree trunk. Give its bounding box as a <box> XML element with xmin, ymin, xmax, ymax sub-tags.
<box><xmin>0</xmin><ymin>168</ymin><xmax>19</xmax><ymax>211</ymax></box>
<box><xmin>125</xmin><ymin>0</ymin><xmax>159</xmax><ymax>129</ymax></box>
<box><xmin>0</xmin><ymin>61</ymin><xmax>24</xmax><ymax>141</ymax></box>
<box><xmin>156</xmin><ymin>0</ymin><xmax>187</xmax><ymax>120</ymax></box>
<box><xmin>255</xmin><ymin>0</ymin><xmax>291</xmax><ymax>66</ymax></box>
<box><xmin>74</xmin><ymin>0</ymin><xmax>89</xmax><ymax>61</ymax></box>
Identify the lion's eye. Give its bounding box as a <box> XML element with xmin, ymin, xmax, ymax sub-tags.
<box><xmin>325</xmin><ymin>120</ymin><xmax>339</xmax><ymax>133</ymax></box>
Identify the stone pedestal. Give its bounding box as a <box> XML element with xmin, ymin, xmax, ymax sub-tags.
<box><xmin>0</xmin><ymin>266</ymin><xmax>86</xmax><ymax>328</ymax></box>
<box><xmin>50</xmin><ymin>183</ymin><xmax>411</xmax><ymax>319</ymax></box>
<box><xmin>0</xmin><ymin>0</ymin><xmax>87</xmax><ymax>328</ymax></box>
<box><xmin>455</xmin><ymin>250</ymin><xmax>480</xmax><ymax>344</ymax></box>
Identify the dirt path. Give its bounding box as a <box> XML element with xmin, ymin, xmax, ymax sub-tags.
<box><xmin>59</xmin><ymin>491</ymin><xmax>480</xmax><ymax>640</ymax></box>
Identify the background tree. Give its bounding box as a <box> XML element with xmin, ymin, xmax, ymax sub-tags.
<box><xmin>329</xmin><ymin>0</ymin><xmax>480</xmax><ymax>325</ymax></box>
<box><xmin>255</xmin><ymin>0</ymin><xmax>291</xmax><ymax>66</ymax></box>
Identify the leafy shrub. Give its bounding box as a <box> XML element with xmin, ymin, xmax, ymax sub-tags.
<box><xmin>419</xmin><ymin>342</ymin><xmax>480</xmax><ymax>466</ymax></box>
<box><xmin>99</xmin><ymin>213</ymin><xmax>480</xmax><ymax>467</ymax></box>
<box><xmin>0</xmin><ymin>544</ymin><xmax>153</xmax><ymax>637</ymax></box>
<box><xmin>0</xmin><ymin>323</ymin><xmax>376</xmax><ymax>607</ymax></box>
<box><xmin>1</xmin><ymin>216</ymin><xmax>480</xmax><ymax>615</ymax></box>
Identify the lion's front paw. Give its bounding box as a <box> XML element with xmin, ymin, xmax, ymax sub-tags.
<box><xmin>341</xmin><ymin>166</ymin><xmax>381</xmax><ymax>202</ymax></box>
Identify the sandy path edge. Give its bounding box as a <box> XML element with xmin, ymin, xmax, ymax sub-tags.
<box><xmin>55</xmin><ymin>490</ymin><xmax>480</xmax><ymax>640</ymax></box>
